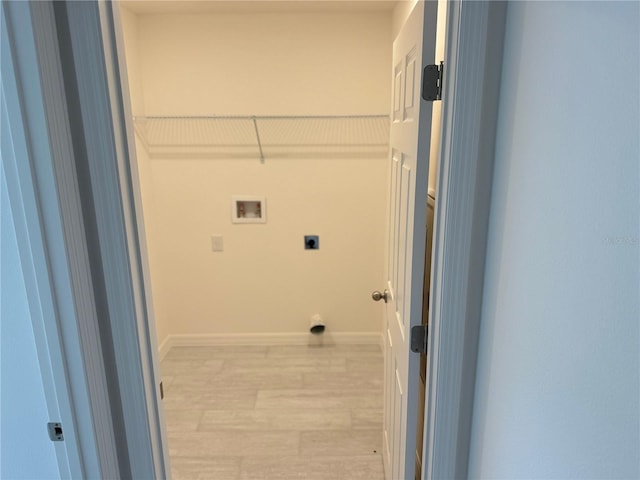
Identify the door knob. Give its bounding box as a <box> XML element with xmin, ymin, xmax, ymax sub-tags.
<box><xmin>372</xmin><ymin>290</ymin><xmax>389</xmax><ymax>303</ymax></box>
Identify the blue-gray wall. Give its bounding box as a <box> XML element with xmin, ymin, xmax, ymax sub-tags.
<box><xmin>1</xmin><ymin>164</ymin><xmax>59</xmax><ymax>478</ymax></box>
<box><xmin>469</xmin><ymin>1</ymin><xmax>640</xmax><ymax>478</ymax></box>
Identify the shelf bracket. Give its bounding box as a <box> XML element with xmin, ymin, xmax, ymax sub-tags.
<box><xmin>252</xmin><ymin>116</ymin><xmax>265</xmax><ymax>163</ymax></box>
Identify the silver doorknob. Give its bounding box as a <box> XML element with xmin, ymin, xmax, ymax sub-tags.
<box><xmin>372</xmin><ymin>290</ymin><xmax>389</xmax><ymax>303</ymax></box>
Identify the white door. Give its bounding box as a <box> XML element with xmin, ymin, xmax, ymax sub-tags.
<box><xmin>381</xmin><ymin>2</ymin><xmax>438</xmax><ymax>479</ymax></box>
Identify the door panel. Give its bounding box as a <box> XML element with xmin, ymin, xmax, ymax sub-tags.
<box><xmin>383</xmin><ymin>2</ymin><xmax>438</xmax><ymax>479</ymax></box>
<box><xmin>394</xmin><ymin>67</ymin><xmax>403</xmax><ymax>122</ymax></box>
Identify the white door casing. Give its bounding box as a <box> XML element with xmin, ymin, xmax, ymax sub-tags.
<box><xmin>1</xmin><ymin>2</ymin><xmax>113</xmax><ymax>477</ymax></box>
<box><xmin>383</xmin><ymin>2</ymin><xmax>438</xmax><ymax>479</ymax></box>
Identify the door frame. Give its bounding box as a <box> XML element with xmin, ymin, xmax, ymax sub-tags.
<box><xmin>8</xmin><ymin>0</ymin><xmax>507</xmax><ymax>478</ymax></box>
<box><xmin>1</xmin><ymin>10</ymin><xmax>77</xmax><ymax>477</ymax></box>
<box><xmin>2</xmin><ymin>1</ymin><xmax>168</xmax><ymax>478</ymax></box>
<box><xmin>1</xmin><ymin>1</ymin><xmax>121</xmax><ymax>477</ymax></box>
<box><xmin>422</xmin><ymin>2</ymin><xmax>507</xmax><ymax>478</ymax></box>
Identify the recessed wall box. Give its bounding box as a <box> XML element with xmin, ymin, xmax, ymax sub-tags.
<box><xmin>304</xmin><ymin>235</ymin><xmax>319</xmax><ymax>249</ymax></box>
<box><xmin>232</xmin><ymin>196</ymin><xmax>266</xmax><ymax>224</ymax></box>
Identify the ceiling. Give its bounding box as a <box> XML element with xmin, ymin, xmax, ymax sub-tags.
<box><xmin>120</xmin><ymin>0</ymin><xmax>399</xmax><ymax>15</ymax></box>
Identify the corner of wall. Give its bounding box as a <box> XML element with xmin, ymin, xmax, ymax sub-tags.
<box><xmin>118</xmin><ymin>5</ymin><xmax>146</xmax><ymax>116</ymax></box>
<box><xmin>156</xmin><ymin>333</ymin><xmax>173</xmax><ymax>361</ymax></box>
<box><xmin>391</xmin><ymin>0</ymin><xmax>419</xmax><ymax>40</ymax></box>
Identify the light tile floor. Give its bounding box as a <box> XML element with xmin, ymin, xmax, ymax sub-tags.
<box><xmin>161</xmin><ymin>344</ymin><xmax>385</xmax><ymax>480</ymax></box>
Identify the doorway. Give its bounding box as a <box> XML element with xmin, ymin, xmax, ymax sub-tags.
<box><xmin>3</xmin><ymin>0</ymin><xmax>507</xmax><ymax>477</ymax></box>
<box><xmin>117</xmin><ymin>2</ymin><xmax>410</xmax><ymax>478</ymax></box>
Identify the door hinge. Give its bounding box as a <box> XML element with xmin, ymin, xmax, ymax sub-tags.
<box><xmin>47</xmin><ymin>422</ymin><xmax>64</xmax><ymax>442</ymax></box>
<box><xmin>422</xmin><ymin>62</ymin><xmax>444</xmax><ymax>101</ymax></box>
<box><xmin>410</xmin><ymin>325</ymin><xmax>428</xmax><ymax>354</ymax></box>
<box><xmin>160</xmin><ymin>381</ymin><xmax>164</xmax><ymax>400</ymax></box>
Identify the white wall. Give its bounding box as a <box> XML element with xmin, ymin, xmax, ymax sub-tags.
<box><xmin>1</xmin><ymin>166</ymin><xmax>59</xmax><ymax>479</ymax></box>
<box><xmin>138</xmin><ymin>12</ymin><xmax>391</xmax><ymax>116</ymax></box>
<box><xmin>135</xmin><ymin>136</ymin><xmax>170</xmax><ymax>346</ymax></box>
<box><xmin>391</xmin><ymin>0</ymin><xmax>419</xmax><ymax>40</ymax></box>
<box><xmin>120</xmin><ymin>9</ymin><xmax>391</xmax><ymax>340</ymax></box>
<box><xmin>120</xmin><ymin>8</ymin><xmax>145</xmax><ymax>116</ymax></box>
<box><xmin>151</xmin><ymin>156</ymin><xmax>387</xmax><ymax>336</ymax></box>
<box><xmin>120</xmin><ymin>7</ymin><xmax>169</xmax><ymax>347</ymax></box>
<box><xmin>469</xmin><ymin>2</ymin><xmax>640</xmax><ymax>478</ymax></box>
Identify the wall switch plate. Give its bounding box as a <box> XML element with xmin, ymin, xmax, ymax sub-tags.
<box><xmin>211</xmin><ymin>235</ymin><xmax>224</xmax><ymax>252</ymax></box>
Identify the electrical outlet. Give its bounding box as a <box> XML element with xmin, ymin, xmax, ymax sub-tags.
<box><xmin>304</xmin><ymin>235</ymin><xmax>319</xmax><ymax>250</ymax></box>
<box><xmin>211</xmin><ymin>235</ymin><xmax>224</xmax><ymax>252</ymax></box>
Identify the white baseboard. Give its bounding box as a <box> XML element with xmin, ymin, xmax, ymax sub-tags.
<box><xmin>157</xmin><ymin>335</ymin><xmax>173</xmax><ymax>361</ymax></box>
<box><xmin>160</xmin><ymin>332</ymin><xmax>383</xmax><ymax>352</ymax></box>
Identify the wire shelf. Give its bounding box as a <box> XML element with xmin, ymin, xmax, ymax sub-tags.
<box><xmin>133</xmin><ymin>115</ymin><xmax>390</xmax><ymax>160</ymax></box>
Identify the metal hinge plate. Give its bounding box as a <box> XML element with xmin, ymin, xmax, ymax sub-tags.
<box><xmin>410</xmin><ymin>325</ymin><xmax>428</xmax><ymax>354</ymax></box>
<box><xmin>48</xmin><ymin>422</ymin><xmax>64</xmax><ymax>441</ymax></box>
<box><xmin>422</xmin><ymin>62</ymin><xmax>444</xmax><ymax>101</ymax></box>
